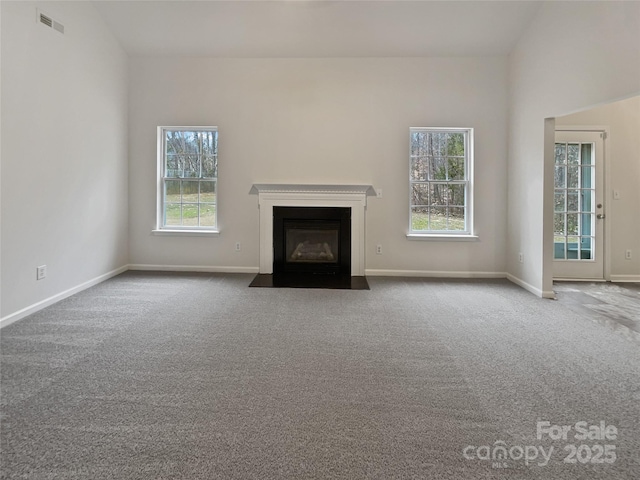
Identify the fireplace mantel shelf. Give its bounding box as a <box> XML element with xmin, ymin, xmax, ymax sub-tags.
<box><xmin>251</xmin><ymin>184</ymin><xmax>375</xmax><ymax>196</ymax></box>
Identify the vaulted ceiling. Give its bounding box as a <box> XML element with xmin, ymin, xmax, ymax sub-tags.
<box><xmin>92</xmin><ymin>0</ymin><xmax>542</xmax><ymax>57</ymax></box>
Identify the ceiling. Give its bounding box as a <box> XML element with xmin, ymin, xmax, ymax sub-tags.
<box><xmin>92</xmin><ymin>0</ymin><xmax>542</xmax><ymax>57</ymax></box>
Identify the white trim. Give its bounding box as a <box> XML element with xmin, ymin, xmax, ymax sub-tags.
<box><xmin>151</xmin><ymin>229</ymin><xmax>220</xmax><ymax>237</ymax></box>
<box><xmin>252</xmin><ymin>184</ymin><xmax>373</xmax><ymax>276</ymax></box>
<box><xmin>406</xmin><ymin>234</ymin><xmax>479</xmax><ymax>242</ymax></box>
<box><xmin>0</xmin><ymin>265</ymin><xmax>128</xmax><ymax>329</ymax></box>
<box><xmin>366</xmin><ymin>269</ymin><xmax>506</xmax><ymax>278</ymax></box>
<box><xmin>128</xmin><ymin>264</ymin><xmax>259</xmax><ymax>274</ymax></box>
<box><xmin>507</xmin><ymin>273</ymin><xmax>556</xmax><ymax>299</ymax></box>
<box><xmin>409</xmin><ymin>127</ymin><xmax>474</xmax><ymax>236</ymax></box>
<box><xmin>609</xmin><ymin>275</ymin><xmax>640</xmax><ymax>283</ymax></box>
<box><xmin>553</xmin><ymin>126</ymin><xmax>611</xmax><ymax>282</ymax></box>
<box><xmin>0</xmin><ymin>264</ymin><xmax>564</xmax><ymax>329</ymax></box>
<box><xmin>157</xmin><ymin>126</ymin><xmax>219</xmax><ymax>231</ymax></box>
<box><xmin>251</xmin><ymin>184</ymin><xmax>374</xmax><ymax>196</ymax></box>
<box><xmin>555</xmin><ymin>126</ymin><xmax>609</xmax><ymax>133</ymax></box>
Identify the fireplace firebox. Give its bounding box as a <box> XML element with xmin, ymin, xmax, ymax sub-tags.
<box><xmin>273</xmin><ymin>207</ymin><xmax>351</xmax><ymax>275</ymax></box>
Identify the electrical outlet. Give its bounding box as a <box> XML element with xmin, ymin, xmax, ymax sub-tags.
<box><xmin>376</xmin><ymin>188</ymin><xmax>383</xmax><ymax>198</ymax></box>
<box><xmin>625</xmin><ymin>249</ymin><xmax>632</xmax><ymax>260</ymax></box>
<box><xmin>376</xmin><ymin>244</ymin><xmax>382</xmax><ymax>255</ymax></box>
<box><xmin>37</xmin><ymin>265</ymin><xmax>47</xmax><ymax>280</ymax></box>
<box><xmin>518</xmin><ymin>253</ymin><xmax>524</xmax><ymax>263</ymax></box>
<box><xmin>235</xmin><ymin>242</ymin><xmax>241</xmax><ymax>252</ymax></box>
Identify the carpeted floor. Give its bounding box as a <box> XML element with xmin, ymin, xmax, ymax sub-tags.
<box><xmin>1</xmin><ymin>272</ymin><xmax>639</xmax><ymax>479</ymax></box>
<box><xmin>554</xmin><ymin>281</ymin><xmax>640</xmax><ymax>343</ymax></box>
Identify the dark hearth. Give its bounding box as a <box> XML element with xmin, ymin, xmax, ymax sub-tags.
<box><xmin>273</xmin><ymin>206</ymin><xmax>351</xmax><ymax>275</ymax></box>
<box><xmin>249</xmin><ymin>273</ymin><xmax>369</xmax><ymax>290</ymax></box>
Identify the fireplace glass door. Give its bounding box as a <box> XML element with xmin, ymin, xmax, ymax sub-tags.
<box><xmin>285</xmin><ymin>222</ymin><xmax>340</xmax><ymax>265</ymax></box>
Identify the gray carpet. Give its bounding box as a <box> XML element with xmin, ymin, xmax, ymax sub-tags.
<box><xmin>1</xmin><ymin>272</ymin><xmax>639</xmax><ymax>479</ymax></box>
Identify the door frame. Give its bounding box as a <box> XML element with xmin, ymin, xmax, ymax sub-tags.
<box><xmin>554</xmin><ymin>125</ymin><xmax>610</xmax><ymax>281</ymax></box>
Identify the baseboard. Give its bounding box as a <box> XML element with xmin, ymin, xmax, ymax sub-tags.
<box><xmin>128</xmin><ymin>264</ymin><xmax>260</xmax><ymax>274</ymax></box>
<box><xmin>0</xmin><ymin>266</ymin><xmax>557</xmax><ymax>328</ymax></box>
<box><xmin>0</xmin><ymin>265</ymin><xmax>129</xmax><ymax>329</ymax></box>
<box><xmin>506</xmin><ymin>273</ymin><xmax>556</xmax><ymax>299</ymax></box>
<box><xmin>609</xmin><ymin>274</ymin><xmax>640</xmax><ymax>282</ymax></box>
<box><xmin>365</xmin><ymin>269</ymin><xmax>507</xmax><ymax>279</ymax></box>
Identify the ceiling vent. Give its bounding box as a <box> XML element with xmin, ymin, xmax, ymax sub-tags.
<box><xmin>37</xmin><ymin>9</ymin><xmax>64</xmax><ymax>34</ymax></box>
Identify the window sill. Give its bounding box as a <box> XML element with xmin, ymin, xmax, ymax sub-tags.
<box><xmin>406</xmin><ymin>233</ymin><xmax>479</xmax><ymax>242</ymax></box>
<box><xmin>152</xmin><ymin>229</ymin><xmax>220</xmax><ymax>237</ymax></box>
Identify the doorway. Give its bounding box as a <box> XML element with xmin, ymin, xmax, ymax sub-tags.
<box><xmin>553</xmin><ymin>130</ymin><xmax>605</xmax><ymax>279</ymax></box>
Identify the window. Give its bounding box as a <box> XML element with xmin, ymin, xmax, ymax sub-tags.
<box><xmin>157</xmin><ymin>127</ymin><xmax>218</xmax><ymax>231</ymax></box>
<box><xmin>409</xmin><ymin>128</ymin><xmax>473</xmax><ymax>235</ymax></box>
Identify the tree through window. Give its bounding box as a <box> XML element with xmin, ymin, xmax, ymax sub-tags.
<box><xmin>158</xmin><ymin>127</ymin><xmax>218</xmax><ymax>230</ymax></box>
<box><xmin>409</xmin><ymin>128</ymin><xmax>473</xmax><ymax>234</ymax></box>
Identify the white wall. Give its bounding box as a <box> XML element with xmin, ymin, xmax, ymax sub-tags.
<box><xmin>1</xmin><ymin>1</ymin><xmax>129</xmax><ymax>321</ymax></box>
<box><xmin>128</xmin><ymin>57</ymin><xmax>508</xmax><ymax>275</ymax></box>
<box><xmin>556</xmin><ymin>96</ymin><xmax>640</xmax><ymax>280</ymax></box>
<box><xmin>507</xmin><ymin>1</ymin><xmax>640</xmax><ymax>296</ymax></box>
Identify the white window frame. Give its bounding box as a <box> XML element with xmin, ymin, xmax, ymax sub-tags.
<box><xmin>155</xmin><ymin>126</ymin><xmax>219</xmax><ymax>235</ymax></box>
<box><xmin>408</xmin><ymin>127</ymin><xmax>475</xmax><ymax>239</ymax></box>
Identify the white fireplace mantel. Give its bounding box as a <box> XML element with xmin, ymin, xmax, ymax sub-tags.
<box><xmin>251</xmin><ymin>184</ymin><xmax>375</xmax><ymax>276</ymax></box>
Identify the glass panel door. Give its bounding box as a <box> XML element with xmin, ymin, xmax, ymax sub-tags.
<box><xmin>553</xmin><ymin>131</ymin><xmax>604</xmax><ymax>279</ymax></box>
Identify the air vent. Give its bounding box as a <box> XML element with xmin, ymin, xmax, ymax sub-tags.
<box><xmin>37</xmin><ymin>9</ymin><xmax>64</xmax><ymax>35</ymax></box>
<box><xmin>39</xmin><ymin>12</ymin><xmax>52</xmax><ymax>28</ymax></box>
<box><xmin>53</xmin><ymin>21</ymin><xmax>65</xmax><ymax>34</ymax></box>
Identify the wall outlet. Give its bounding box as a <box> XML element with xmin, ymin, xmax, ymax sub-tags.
<box><xmin>235</xmin><ymin>242</ymin><xmax>241</xmax><ymax>252</ymax></box>
<box><xmin>37</xmin><ymin>265</ymin><xmax>47</xmax><ymax>280</ymax></box>
<box><xmin>625</xmin><ymin>249</ymin><xmax>632</xmax><ymax>260</ymax></box>
<box><xmin>376</xmin><ymin>244</ymin><xmax>382</xmax><ymax>255</ymax></box>
<box><xmin>376</xmin><ymin>188</ymin><xmax>383</xmax><ymax>198</ymax></box>
<box><xmin>518</xmin><ymin>252</ymin><xmax>524</xmax><ymax>263</ymax></box>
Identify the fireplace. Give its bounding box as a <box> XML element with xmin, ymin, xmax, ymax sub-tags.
<box><xmin>250</xmin><ymin>184</ymin><xmax>373</xmax><ymax>289</ymax></box>
<box><xmin>251</xmin><ymin>183</ymin><xmax>374</xmax><ymax>277</ymax></box>
<box><xmin>273</xmin><ymin>207</ymin><xmax>351</xmax><ymax>275</ymax></box>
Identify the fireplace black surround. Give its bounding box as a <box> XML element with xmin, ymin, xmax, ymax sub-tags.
<box><xmin>273</xmin><ymin>206</ymin><xmax>351</xmax><ymax>275</ymax></box>
<box><xmin>249</xmin><ymin>184</ymin><xmax>371</xmax><ymax>289</ymax></box>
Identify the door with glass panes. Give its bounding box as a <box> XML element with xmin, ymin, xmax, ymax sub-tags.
<box><xmin>553</xmin><ymin>131</ymin><xmax>604</xmax><ymax>279</ymax></box>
